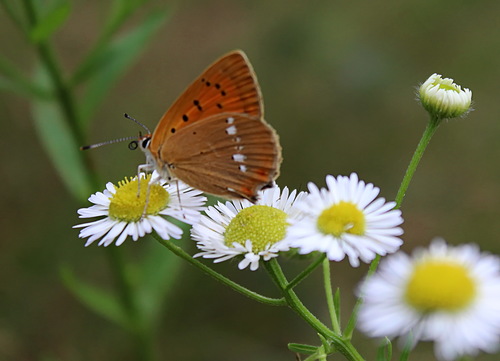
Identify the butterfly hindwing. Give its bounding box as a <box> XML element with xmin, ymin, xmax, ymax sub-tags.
<box><xmin>160</xmin><ymin>113</ymin><xmax>281</xmax><ymax>200</ymax></box>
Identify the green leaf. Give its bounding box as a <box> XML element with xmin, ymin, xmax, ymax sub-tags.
<box><xmin>79</xmin><ymin>9</ymin><xmax>169</xmax><ymax>124</ymax></box>
<box><xmin>288</xmin><ymin>343</ymin><xmax>318</xmax><ymax>355</ymax></box>
<box><xmin>136</xmin><ymin>236</ymin><xmax>183</xmax><ymax>325</ymax></box>
<box><xmin>334</xmin><ymin>287</ymin><xmax>341</xmax><ymax>329</ymax></box>
<box><xmin>31</xmin><ymin>65</ymin><xmax>93</xmax><ymax>201</ymax></box>
<box><xmin>60</xmin><ymin>266</ymin><xmax>130</xmax><ymax>329</ymax></box>
<box><xmin>0</xmin><ymin>0</ymin><xmax>28</xmax><ymax>34</ymax></box>
<box><xmin>0</xmin><ymin>56</ymin><xmax>51</xmax><ymax>98</ymax></box>
<box><xmin>29</xmin><ymin>1</ymin><xmax>71</xmax><ymax>43</ymax></box>
<box><xmin>376</xmin><ymin>338</ymin><xmax>393</xmax><ymax>361</ymax></box>
<box><xmin>399</xmin><ymin>334</ymin><xmax>413</xmax><ymax>361</ymax></box>
<box><xmin>344</xmin><ymin>295</ymin><xmax>362</xmax><ymax>340</ymax></box>
<box><xmin>0</xmin><ymin>76</ymin><xmax>50</xmax><ymax>99</ymax></box>
<box><xmin>105</xmin><ymin>0</ymin><xmax>152</xmax><ymax>40</ymax></box>
<box><xmin>71</xmin><ymin>0</ymin><xmax>152</xmax><ymax>86</ymax></box>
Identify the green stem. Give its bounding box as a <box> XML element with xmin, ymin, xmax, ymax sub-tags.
<box><xmin>286</xmin><ymin>254</ymin><xmax>325</xmax><ymax>290</ymax></box>
<box><xmin>347</xmin><ymin>116</ymin><xmax>443</xmax><ymax>339</ymax></box>
<box><xmin>394</xmin><ymin>116</ymin><xmax>442</xmax><ymax>208</ymax></box>
<box><xmin>322</xmin><ymin>258</ymin><xmax>340</xmax><ymax>334</ymax></box>
<box><xmin>154</xmin><ymin>234</ymin><xmax>286</xmax><ymax>306</ymax></box>
<box><xmin>21</xmin><ymin>3</ymin><xmax>152</xmax><ymax>359</ymax></box>
<box><xmin>265</xmin><ymin>259</ymin><xmax>364</xmax><ymax>361</ymax></box>
<box><xmin>21</xmin><ymin>0</ymin><xmax>84</xmax><ymax>144</ymax></box>
<box><xmin>106</xmin><ymin>247</ymin><xmax>154</xmax><ymax>361</ymax></box>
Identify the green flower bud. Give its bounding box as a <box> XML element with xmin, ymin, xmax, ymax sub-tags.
<box><xmin>419</xmin><ymin>73</ymin><xmax>472</xmax><ymax>119</ymax></box>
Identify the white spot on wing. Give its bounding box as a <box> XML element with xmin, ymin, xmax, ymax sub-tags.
<box><xmin>239</xmin><ymin>165</ymin><xmax>247</xmax><ymax>172</ymax></box>
<box><xmin>226</xmin><ymin>117</ymin><xmax>235</xmax><ymax>124</ymax></box>
<box><xmin>226</xmin><ymin>125</ymin><xmax>237</xmax><ymax>135</ymax></box>
<box><xmin>232</xmin><ymin>154</ymin><xmax>247</xmax><ymax>162</ymax></box>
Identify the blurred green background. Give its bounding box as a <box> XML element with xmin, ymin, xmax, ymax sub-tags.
<box><xmin>1</xmin><ymin>0</ymin><xmax>500</xmax><ymax>360</ymax></box>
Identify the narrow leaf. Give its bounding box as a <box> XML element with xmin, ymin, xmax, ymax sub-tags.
<box><xmin>79</xmin><ymin>9</ymin><xmax>169</xmax><ymax>124</ymax></box>
<box><xmin>32</xmin><ymin>65</ymin><xmax>93</xmax><ymax>201</ymax></box>
<box><xmin>60</xmin><ymin>266</ymin><xmax>130</xmax><ymax>329</ymax></box>
<box><xmin>0</xmin><ymin>76</ymin><xmax>50</xmax><ymax>99</ymax></box>
<box><xmin>70</xmin><ymin>0</ymin><xmax>152</xmax><ymax>86</ymax></box>
<box><xmin>376</xmin><ymin>338</ymin><xmax>392</xmax><ymax>361</ymax></box>
<box><xmin>105</xmin><ymin>0</ymin><xmax>151</xmax><ymax>40</ymax></box>
<box><xmin>0</xmin><ymin>0</ymin><xmax>27</xmax><ymax>34</ymax></box>
<box><xmin>0</xmin><ymin>57</ymin><xmax>51</xmax><ymax>98</ymax></box>
<box><xmin>288</xmin><ymin>343</ymin><xmax>318</xmax><ymax>355</ymax></box>
<box><xmin>399</xmin><ymin>334</ymin><xmax>413</xmax><ymax>361</ymax></box>
<box><xmin>30</xmin><ymin>1</ymin><xmax>71</xmax><ymax>43</ymax></box>
<box><xmin>334</xmin><ymin>287</ymin><xmax>341</xmax><ymax>329</ymax></box>
<box><xmin>344</xmin><ymin>295</ymin><xmax>362</xmax><ymax>339</ymax></box>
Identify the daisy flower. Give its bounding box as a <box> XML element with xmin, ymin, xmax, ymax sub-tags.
<box><xmin>74</xmin><ymin>172</ymin><xmax>206</xmax><ymax>246</ymax></box>
<box><xmin>191</xmin><ymin>186</ymin><xmax>306</xmax><ymax>271</ymax></box>
<box><xmin>284</xmin><ymin>173</ymin><xmax>403</xmax><ymax>267</ymax></box>
<box><xmin>357</xmin><ymin>238</ymin><xmax>500</xmax><ymax>361</ymax></box>
<box><xmin>419</xmin><ymin>73</ymin><xmax>472</xmax><ymax>119</ymax></box>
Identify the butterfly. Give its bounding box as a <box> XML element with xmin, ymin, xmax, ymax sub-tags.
<box><xmin>136</xmin><ymin>50</ymin><xmax>282</xmax><ymax>202</ymax></box>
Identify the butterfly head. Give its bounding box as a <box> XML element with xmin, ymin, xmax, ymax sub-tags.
<box><xmin>137</xmin><ymin>134</ymin><xmax>152</xmax><ymax>152</ymax></box>
<box><xmin>137</xmin><ymin>134</ymin><xmax>156</xmax><ymax>167</ymax></box>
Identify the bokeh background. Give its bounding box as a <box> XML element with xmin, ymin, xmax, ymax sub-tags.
<box><xmin>2</xmin><ymin>0</ymin><xmax>500</xmax><ymax>360</ymax></box>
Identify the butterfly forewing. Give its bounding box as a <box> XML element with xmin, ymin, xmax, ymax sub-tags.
<box><xmin>161</xmin><ymin>113</ymin><xmax>281</xmax><ymax>200</ymax></box>
<box><xmin>150</xmin><ymin>50</ymin><xmax>262</xmax><ymax>153</ymax></box>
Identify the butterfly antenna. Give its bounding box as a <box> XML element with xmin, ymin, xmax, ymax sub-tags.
<box><xmin>124</xmin><ymin>113</ymin><xmax>151</xmax><ymax>134</ymax></box>
<box><xmin>80</xmin><ymin>136</ymin><xmax>138</xmax><ymax>150</ymax></box>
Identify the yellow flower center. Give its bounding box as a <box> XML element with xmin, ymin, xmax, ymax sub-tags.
<box><xmin>109</xmin><ymin>175</ymin><xmax>170</xmax><ymax>222</ymax></box>
<box><xmin>405</xmin><ymin>259</ymin><xmax>477</xmax><ymax>313</ymax></box>
<box><xmin>224</xmin><ymin>205</ymin><xmax>288</xmax><ymax>252</ymax></box>
<box><xmin>316</xmin><ymin>201</ymin><xmax>365</xmax><ymax>237</ymax></box>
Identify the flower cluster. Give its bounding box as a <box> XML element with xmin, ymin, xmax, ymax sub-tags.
<box><xmin>74</xmin><ymin>73</ymin><xmax>498</xmax><ymax>360</ymax></box>
<box><xmin>76</xmin><ymin>173</ymin><xmax>404</xmax><ymax>270</ymax></box>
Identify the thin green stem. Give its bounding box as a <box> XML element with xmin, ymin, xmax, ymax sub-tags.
<box><xmin>286</xmin><ymin>254</ymin><xmax>326</xmax><ymax>290</ymax></box>
<box><xmin>322</xmin><ymin>258</ymin><xmax>340</xmax><ymax>334</ymax></box>
<box><xmin>21</xmin><ymin>0</ymin><xmax>84</xmax><ymax>144</ymax></box>
<box><xmin>347</xmin><ymin>115</ymin><xmax>443</xmax><ymax>340</ymax></box>
<box><xmin>21</xmin><ymin>2</ymin><xmax>153</xmax><ymax>359</ymax></box>
<box><xmin>394</xmin><ymin>116</ymin><xmax>442</xmax><ymax>209</ymax></box>
<box><xmin>265</xmin><ymin>259</ymin><xmax>364</xmax><ymax>361</ymax></box>
<box><xmin>154</xmin><ymin>234</ymin><xmax>286</xmax><ymax>306</ymax></box>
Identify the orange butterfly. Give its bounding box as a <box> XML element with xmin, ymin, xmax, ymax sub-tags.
<box><xmin>137</xmin><ymin>50</ymin><xmax>282</xmax><ymax>201</ymax></box>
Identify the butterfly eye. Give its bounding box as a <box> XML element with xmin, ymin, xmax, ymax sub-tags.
<box><xmin>140</xmin><ymin>137</ymin><xmax>151</xmax><ymax>149</ymax></box>
<box><xmin>128</xmin><ymin>140</ymin><xmax>138</xmax><ymax>150</ymax></box>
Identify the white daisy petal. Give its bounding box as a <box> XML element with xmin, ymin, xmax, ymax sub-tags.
<box><xmin>357</xmin><ymin>238</ymin><xmax>500</xmax><ymax>361</ymax></box>
<box><xmin>74</xmin><ymin>172</ymin><xmax>206</xmax><ymax>246</ymax></box>
<box><xmin>191</xmin><ymin>185</ymin><xmax>305</xmax><ymax>271</ymax></box>
<box><xmin>284</xmin><ymin>173</ymin><xmax>404</xmax><ymax>266</ymax></box>
<box><xmin>99</xmin><ymin>221</ymin><xmax>127</xmax><ymax>247</ymax></box>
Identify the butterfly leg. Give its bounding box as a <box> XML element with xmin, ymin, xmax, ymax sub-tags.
<box><xmin>136</xmin><ymin>163</ymin><xmax>154</xmax><ymax>197</ymax></box>
<box><xmin>141</xmin><ymin>171</ymin><xmax>161</xmax><ymax>219</ymax></box>
<box><xmin>174</xmin><ymin>179</ymin><xmax>187</xmax><ymax>220</ymax></box>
